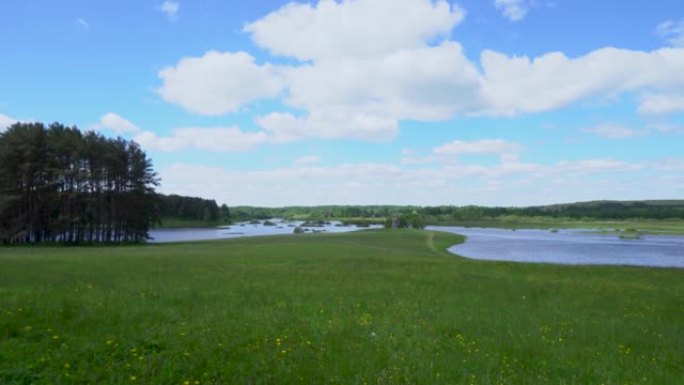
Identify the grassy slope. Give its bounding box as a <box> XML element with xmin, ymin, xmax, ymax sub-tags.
<box><xmin>0</xmin><ymin>230</ymin><xmax>682</xmax><ymax>384</ymax></box>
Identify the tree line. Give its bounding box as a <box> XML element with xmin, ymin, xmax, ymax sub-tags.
<box><xmin>156</xmin><ymin>194</ymin><xmax>226</xmax><ymax>224</ymax></box>
<box><xmin>229</xmin><ymin>200</ymin><xmax>684</xmax><ymax>223</ymax></box>
<box><xmin>0</xmin><ymin>122</ymin><xmax>158</xmax><ymax>244</ymax></box>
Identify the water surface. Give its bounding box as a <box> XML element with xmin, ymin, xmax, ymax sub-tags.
<box><xmin>149</xmin><ymin>220</ymin><xmax>381</xmax><ymax>243</ymax></box>
<box><xmin>430</xmin><ymin>226</ymin><xmax>684</xmax><ymax>268</ymax></box>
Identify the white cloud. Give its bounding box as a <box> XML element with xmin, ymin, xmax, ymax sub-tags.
<box><xmin>649</xmin><ymin>123</ymin><xmax>684</xmax><ymax>134</ymax></box>
<box><xmin>94</xmin><ymin>113</ymin><xmax>141</xmax><ymax>134</ymax></box>
<box><xmin>555</xmin><ymin>159</ymin><xmax>644</xmax><ymax>174</ymax></box>
<box><xmin>638</xmin><ymin>93</ymin><xmax>684</xmax><ymax>115</ymax></box>
<box><xmin>158</xmin><ymin>1</ymin><xmax>180</xmax><ymax>20</ymax></box>
<box><xmin>75</xmin><ymin>18</ymin><xmax>89</xmax><ymax>30</ymax></box>
<box><xmin>244</xmin><ymin>0</ymin><xmax>465</xmax><ymax>61</ymax></box>
<box><xmin>134</xmin><ymin>126</ymin><xmax>268</xmax><ymax>152</ymax></box>
<box><xmin>157</xmin><ymin>156</ymin><xmax>662</xmax><ymax>206</ymax></box>
<box><xmin>479</xmin><ymin>47</ymin><xmax>684</xmax><ymax>116</ymax></box>
<box><xmin>254</xmin><ymin>41</ymin><xmax>481</xmax><ymax>141</ymax></box>
<box><xmin>657</xmin><ymin>19</ymin><xmax>684</xmax><ymax>47</ymax></box>
<box><xmin>281</xmin><ymin>41</ymin><xmax>482</xmax><ymax>122</ymax></box>
<box><xmin>257</xmin><ymin>109</ymin><xmax>400</xmax><ymax>142</ymax></box>
<box><xmin>157</xmin><ymin>51</ymin><xmax>284</xmax><ymax>116</ymax></box>
<box><xmin>0</xmin><ymin>113</ymin><xmax>18</xmax><ymax>132</ymax></box>
<box><xmin>433</xmin><ymin>139</ymin><xmax>522</xmax><ymax>155</ymax></box>
<box><xmin>583</xmin><ymin>123</ymin><xmax>645</xmax><ymax>139</ymax></box>
<box><xmin>156</xmin><ymin>0</ymin><xmax>684</xmax><ymax>142</ymax></box>
<box><xmin>294</xmin><ymin>155</ymin><xmax>322</xmax><ymax>165</ymax></box>
<box><xmin>494</xmin><ymin>0</ymin><xmax>530</xmax><ymax>22</ymax></box>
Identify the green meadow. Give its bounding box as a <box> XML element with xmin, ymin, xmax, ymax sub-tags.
<box><xmin>1</xmin><ymin>230</ymin><xmax>682</xmax><ymax>384</ymax></box>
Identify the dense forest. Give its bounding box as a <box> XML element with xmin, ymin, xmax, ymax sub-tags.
<box><xmin>156</xmin><ymin>194</ymin><xmax>226</xmax><ymax>224</ymax></box>
<box><xmin>0</xmin><ymin>122</ymin><xmax>158</xmax><ymax>244</ymax></box>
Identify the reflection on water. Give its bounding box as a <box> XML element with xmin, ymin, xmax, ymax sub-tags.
<box><xmin>149</xmin><ymin>220</ymin><xmax>382</xmax><ymax>243</ymax></box>
<box><xmin>430</xmin><ymin>226</ymin><xmax>684</xmax><ymax>268</ymax></box>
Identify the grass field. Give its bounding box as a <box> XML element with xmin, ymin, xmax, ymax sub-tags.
<box><xmin>1</xmin><ymin>230</ymin><xmax>682</xmax><ymax>384</ymax></box>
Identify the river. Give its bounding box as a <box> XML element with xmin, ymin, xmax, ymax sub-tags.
<box><xmin>430</xmin><ymin>226</ymin><xmax>684</xmax><ymax>268</ymax></box>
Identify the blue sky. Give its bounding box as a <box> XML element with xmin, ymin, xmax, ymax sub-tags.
<box><xmin>1</xmin><ymin>0</ymin><xmax>683</xmax><ymax>206</ymax></box>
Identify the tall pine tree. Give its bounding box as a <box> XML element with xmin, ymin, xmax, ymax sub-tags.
<box><xmin>0</xmin><ymin>122</ymin><xmax>159</xmax><ymax>244</ymax></box>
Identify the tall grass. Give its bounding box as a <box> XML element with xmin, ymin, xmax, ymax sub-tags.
<box><xmin>1</xmin><ymin>230</ymin><xmax>682</xmax><ymax>384</ymax></box>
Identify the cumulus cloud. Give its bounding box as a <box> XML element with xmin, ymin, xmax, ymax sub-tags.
<box><xmin>280</xmin><ymin>41</ymin><xmax>482</xmax><ymax>123</ymax></box>
<box><xmin>404</xmin><ymin>139</ymin><xmax>522</xmax><ymax>165</ymax></box>
<box><xmin>479</xmin><ymin>47</ymin><xmax>684</xmax><ymax>116</ymax></box>
<box><xmin>583</xmin><ymin>123</ymin><xmax>645</xmax><ymax>139</ymax></box>
<box><xmin>94</xmin><ymin>113</ymin><xmax>141</xmax><ymax>134</ymax></box>
<box><xmin>156</xmin><ymin>0</ymin><xmax>684</xmax><ymax>142</ymax></box>
<box><xmin>134</xmin><ymin>126</ymin><xmax>269</xmax><ymax>152</ymax></box>
<box><xmin>494</xmin><ymin>0</ymin><xmax>530</xmax><ymax>22</ymax></box>
<box><xmin>638</xmin><ymin>93</ymin><xmax>684</xmax><ymax>115</ymax></box>
<box><xmin>0</xmin><ymin>113</ymin><xmax>18</xmax><ymax>132</ymax></box>
<box><xmin>244</xmin><ymin>0</ymin><xmax>465</xmax><ymax>61</ymax></box>
<box><xmin>157</xmin><ymin>155</ymin><xmax>662</xmax><ymax>206</ymax></box>
<box><xmin>657</xmin><ymin>19</ymin><xmax>684</xmax><ymax>47</ymax></box>
<box><xmin>158</xmin><ymin>1</ymin><xmax>180</xmax><ymax>20</ymax></box>
<box><xmin>157</xmin><ymin>51</ymin><xmax>284</xmax><ymax>116</ymax></box>
<box><xmin>258</xmin><ymin>109</ymin><xmax>400</xmax><ymax>142</ymax></box>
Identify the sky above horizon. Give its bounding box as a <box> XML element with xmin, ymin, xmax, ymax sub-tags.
<box><xmin>1</xmin><ymin>0</ymin><xmax>683</xmax><ymax>207</ymax></box>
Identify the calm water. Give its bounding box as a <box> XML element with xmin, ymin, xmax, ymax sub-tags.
<box><xmin>149</xmin><ymin>220</ymin><xmax>381</xmax><ymax>243</ymax></box>
<box><xmin>430</xmin><ymin>226</ymin><xmax>684</xmax><ymax>268</ymax></box>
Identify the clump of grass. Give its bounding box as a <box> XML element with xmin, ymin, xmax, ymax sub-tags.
<box><xmin>619</xmin><ymin>228</ymin><xmax>643</xmax><ymax>239</ymax></box>
<box><xmin>1</xmin><ymin>230</ymin><xmax>682</xmax><ymax>384</ymax></box>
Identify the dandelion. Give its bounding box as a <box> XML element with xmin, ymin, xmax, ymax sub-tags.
<box><xmin>52</xmin><ymin>335</ymin><xmax>60</xmax><ymax>340</ymax></box>
<box><xmin>106</xmin><ymin>340</ymin><xmax>113</xmax><ymax>345</ymax></box>
<box><xmin>130</xmin><ymin>375</ymin><xmax>137</xmax><ymax>381</ymax></box>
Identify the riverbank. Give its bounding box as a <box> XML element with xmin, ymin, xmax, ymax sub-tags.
<box><xmin>1</xmin><ymin>230</ymin><xmax>682</xmax><ymax>384</ymax></box>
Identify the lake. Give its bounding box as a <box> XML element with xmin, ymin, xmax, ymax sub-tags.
<box><xmin>149</xmin><ymin>220</ymin><xmax>382</xmax><ymax>243</ymax></box>
<box><xmin>430</xmin><ymin>226</ymin><xmax>684</xmax><ymax>268</ymax></box>
<box><xmin>150</xmin><ymin>223</ymin><xmax>684</xmax><ymax>268</ymax></box>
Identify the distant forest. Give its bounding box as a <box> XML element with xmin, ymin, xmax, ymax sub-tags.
<box><xmin>0</xmin><ymin>123</ymin><xmax>158</xmax><ymax>244</ymax></box>
<box><xmin>156</xmin><ymin>194</ymin><xmax>227</xmax><ymax>224</ymax></box>
<box><xmin>231</xmin><ymin>201</ymin><xmax>684</xmax><ymax>222</ymax></box>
